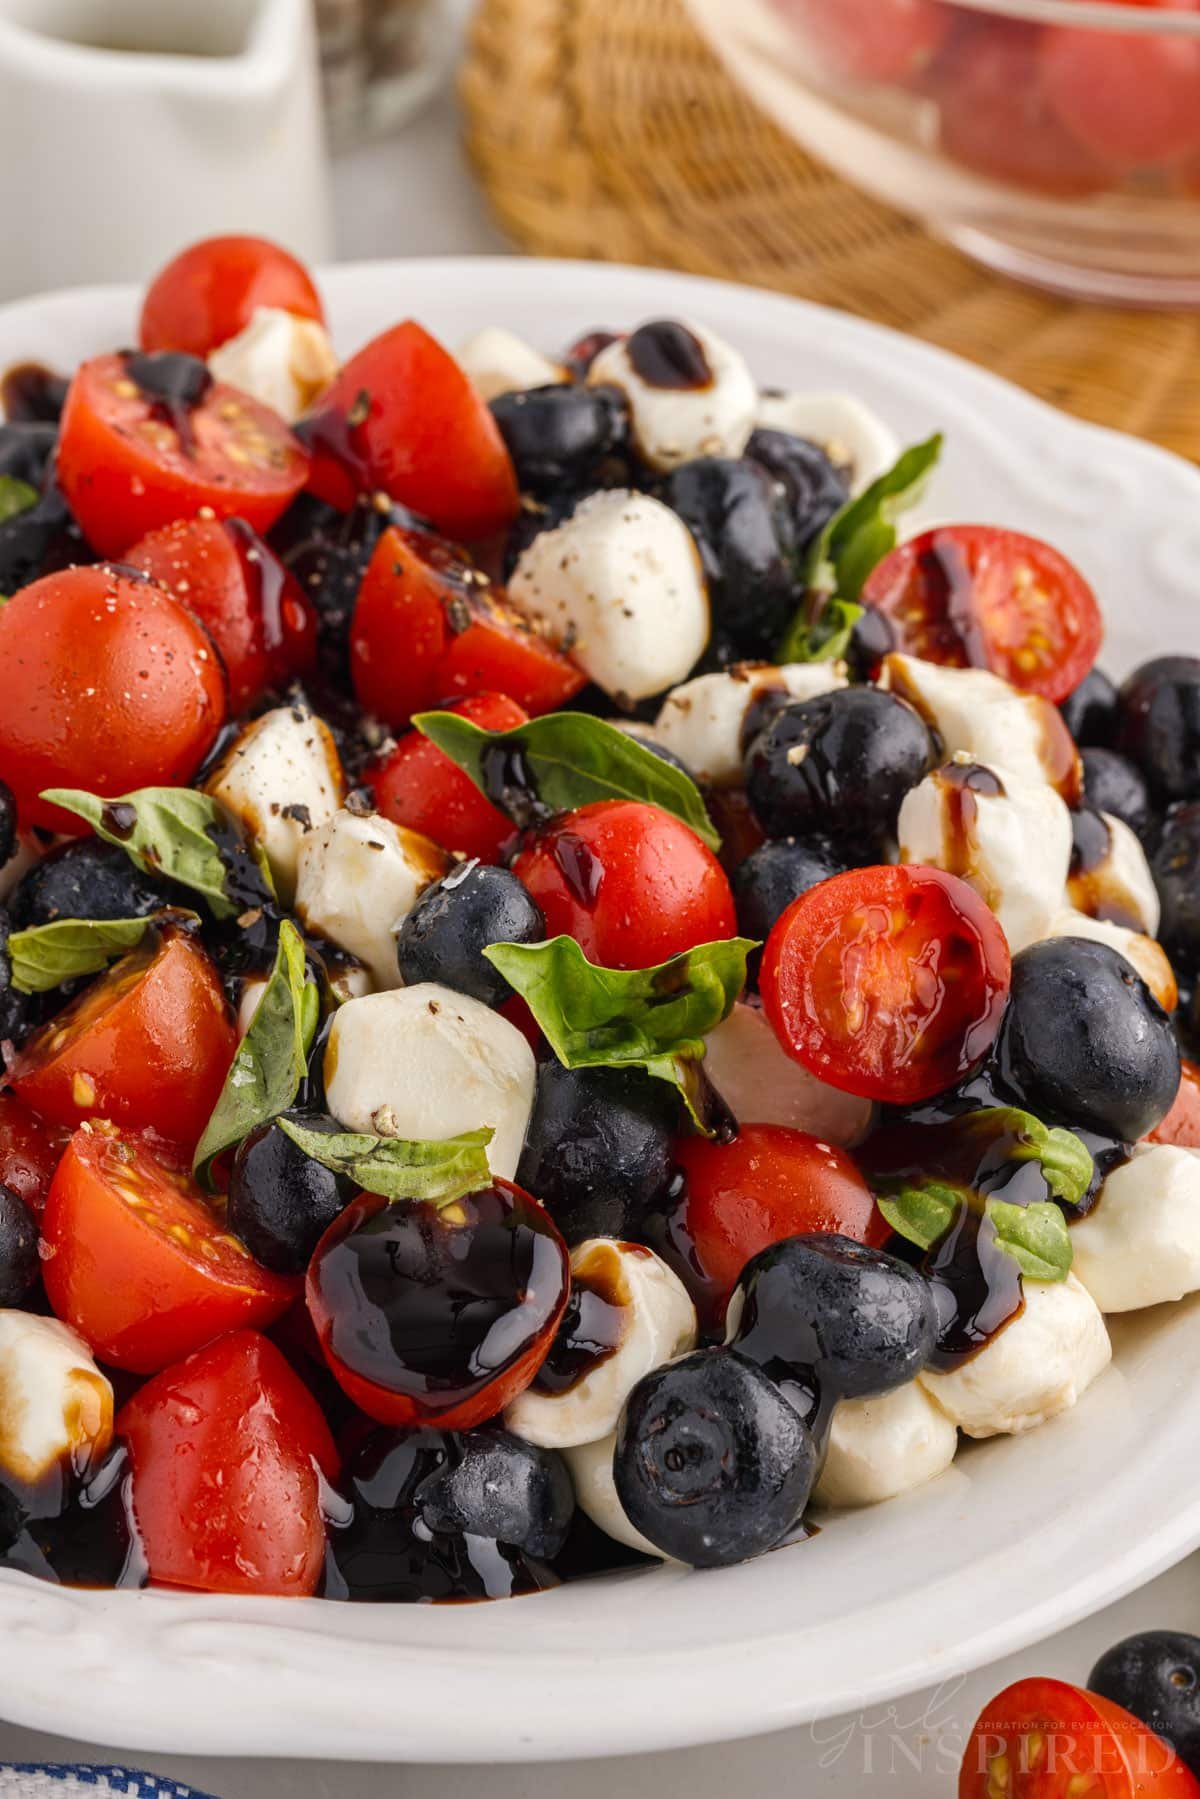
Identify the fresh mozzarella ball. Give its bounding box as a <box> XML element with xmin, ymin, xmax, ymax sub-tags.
<box><xmin>455</xmin><ymin>327</ymin><xmax>566</xmax><ymax>401</ymax></box>
<box><xmin>207</xmin><ymin>306</ymin><xmax>339</xmax><ymax>422</ymax></box>
<box><xmin>588</xmin><ymin>321</ymin><xmax>757</xmax><ymax>473</ymax></box>
<box><xmin>505</xmin><ymin>1240</ymin><xmax>697</xmax><ymax>1449</ymax></box>
<box><xmin>323</xmin><ymin>984</ymin><xmax>536</xmax><ymax>1181</ymax></box>
<box><xmin>754</xmin><ymin>391</ymin><xmax>899</xmax><ymax>493</ymax></box>
<box><xmin>0</xmin><ymin>830</ymin><xmax>40</xmax><ymax>903</ymax></box>
<box><xmin>918</xmin><ymin>1273</ymin><xmax>1110</xmax><ymax>1438</ymax></box>
<box><xmin>295</xmin><ymin>808</ymin><xmax>448</xmax><ymax>991</ymax></box>
<box><xmin>1044</xmin><ymin>909</ymin><xmax>1177</xmax><ymax>1014</ymax></box>
<box><xmin>564</xmin><ymin>1432</ymin><xmax>663</xmax><ymax>1560</ymax></box>
<box><xmin>813</xmin><ymin>1381</ymin><xmax>958</xmax><ymax>1509</ymax></box>
<box><xmin>1070</xmin><ymin>1144</ymin><xmax>1200</xmax><ymax>1313</ymax></box>
<box><xmin>1068</xmin><ymin>812</ymin><xmax>1160</xmax><ymax>939</ymax></box>
<box><xmin>897</xmin><ymin>757</ymin><xmax>1072</xmax><ymax>954</ymax></box>
<box><xmin>880</xmin><ymin>655</ymin><xmax>1081</xmax><ymax>798</ymax></box>
<box><xmin>0</xmin><ymin>1311</ymin><xmax>114</xmax><ymax>1486</ymax></box>
<box><xmin>703</xmin><ymin>1002</ymin><xmax>873</xmax><ymax>1146</ymax></box>
<box><xmin>652</xmin><ymin>663</ymin><xmax>847</xmax><ymax>789</ymax></box>
<box><xmin>204</xmin><ymin>704</ymin><xmax>346</xmax><ymax>904</ymax></box>
<box><xmin>508</xmin><ymin>490</ymin><xmax>709</xmax><ymax>703</ymax></box>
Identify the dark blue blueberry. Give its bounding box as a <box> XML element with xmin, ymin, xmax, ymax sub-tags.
<box><xmin>490</xmin><ymin>383</ymin><xmax>629</xmax><ymax>494</ymax></box>
<box><xmin>1089</xmin><ymin>1632</ymin><xmax>1200</xmax><ymax>1777</ymax></box>
<box><xmin>395</xmin><ymin>861</ymin><xmax>545</xmax><ymax>1007</ymax></box>
<box><xmin>744</xmin><ymin>429</ymin><xmax>849</xmax><ymax>556</ymax></box>
<box><xmin>1153</xmin><ymin>803</ymin><xmax>1200</xmax><ymax>969</ymax></box>
<box><xmin>0</xmin><ymin>908</ymin><xmax>33</xmax><ymax>1047</ymax></box>
<box><xmin>516</xmin><ymin>1062</ymin><xmax>678</xmax><ymax>1244</ymax></box>
<box><xmin>733</xmin><ymin>835</ymin><xmax>864</xmax><ymax>950</ymax></box>
<box><xmin>0</xmin><ymin>420</ymin><xmax>57</xmax><ymax>490</ymax></box>
<box><xmin>1119</xmin><ymin>656</ymin><xmax>1200</xmax><ymax>805</ymax></box>
<box><xmin>415</xmin><ymin>1424</ymin><xmax>575</xmax><ymax>1559</ymax></box>
<box><xmin>745</xmin><ymin>687</ymin><xmax>935</xmax><ymax>843</ymax></box>
<box><xmin>0</xmin><ymin>779</ymin><xmax>15</xmax><ymax>871</ymax></box>
<box><xmin>994</xmin><ymin>936</ymin><xmax>1180</xmax><ymax>1141</ymax></box>
<box><xmin>613</xmin><ymin>1347</ymin><xmax>818</xmax><ymax>1568</ymax></box>
<box><xmin>228</xmin><ymin>1112</ymin><xmax>353</xmax><ymax>1275</ymax></box>
<box><xmin>273</xmin><ymin>490</ymin><xmax>419</xmax><ymax>682</ymax></box>
<box><xmin>0</xmin><ymin>1182</ymin><xmax>38</xmax><ymax>1306</ymax></box>
<box><xmin>1081</xmin><ymin>747</ymin><xmax>1155</xmax><ymax>844</ymax></box>
<box><xmin>1060</xmin><ymin>666</ymin><xmax>1120</xmax><ymax>749</ymax></box>
<box><xmin>659</xmin><ymin>458</ymin><xmax>799</xmax><ymax>662</ymax></box>
<box><xmin>9</xmin><ymin>838</ymin><xmax>170</xmax><ymax>928</ymax></box>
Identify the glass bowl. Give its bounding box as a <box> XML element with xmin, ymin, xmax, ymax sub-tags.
<box><xmin>683</xmin><ymin>0</ymin><xmax>1200</xmax><ymax>306</ymax></box>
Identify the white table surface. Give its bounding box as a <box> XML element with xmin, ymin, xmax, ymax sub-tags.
<box><xmin>2</xmin><ymin>40</ymin><xmax>1197</xmax><ymax>1797</ymax></box>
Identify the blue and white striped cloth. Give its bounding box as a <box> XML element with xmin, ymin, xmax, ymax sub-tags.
<box><xmin>0</xmin><ymin>1771</ymin><xmax>216</xmax><ymax>1799</ymax></box>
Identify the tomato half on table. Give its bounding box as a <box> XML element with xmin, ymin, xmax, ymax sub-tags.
<box><xmin>42</xmin><ymin>1127</ymin><xmax>297</xmax><ymax>1373</ymax></box>
<box><xmin>665</xmin><ymin>1124</ymin><xmax>886</xmax><ymax>1329</ymax></box>
<box><xmin>140</xmin><ymin>235</ymin><xmax>325</xmax><ymax>358</ymax></box>
<box><xmin>369</xmin><ymin>691</ymin><xmax>528</xmax><ymax>863</ymax></box>
<box><xmin>57</xmin><ymin>353</ymin><xmax>310</xmax><ymax>558</ymax></box>
<box><xmin>861</xmin><ymin>524</ymin><xmax>1103</xmax><ymax>704</ymax></box>
<box><xmin>349</xmin><ymin>523</ymin><xmax>585</xmax><ymax>727</ymax></box>
<box><xmin>0</xmin><ymin>565</ymin><xmax>227</xmax><ymax>835</ymax></box>
<box><xmin>118</xmin><ymin>1329</ymin><xmax>337</xmax><ymax>1597</ymax></box>
<box><xmin>303</xmin><ymin>320</ymin><xmax>520</xmax><ymax>540</ymax></box>
<box><xmin>10</xmin><ymin>931</ymin><xmax>237</xmax><ymax>1147</ymax></box>
<box><xmin>959</xmin><ymin>1676</ymin><xmax>1200</xmax><ymax>1796</ymax></box>
<box><xmin>761</xmin><ymin>865</ymin><xmax>1012</xmax><ymax>1105</ymax></box>
<box><xmin>0</xmin><ymin>1092</ymin><xmax>71</xmax><ymax>1218</ymax></box>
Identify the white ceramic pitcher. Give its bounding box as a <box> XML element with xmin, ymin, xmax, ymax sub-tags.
<box><xmin>0</xmin><ymin>0</ymin><xmax>333</xmax><ymax>301</ymax></box>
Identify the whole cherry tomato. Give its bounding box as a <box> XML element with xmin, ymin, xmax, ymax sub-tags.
<box><xmin>775</xmin><ymin>0</ymin><xmax>949</xmax><ymax>84</ymax></box>
<box><xmin>369</xmin><ymin>692</ymin><xmax>527</xmax><ymax>863</ymax></box>
<box><xmin>1041</xmin><ymin>0</ymin><xmax>1200</xmax><ymax>171</ymax></box>
<box><xmin>140</xmin><ymin>235</ymin><xmax>324</xmax><ymax>357</ymax></box>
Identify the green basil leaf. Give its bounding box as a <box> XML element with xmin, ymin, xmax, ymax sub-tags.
<box><xmin>7</xmin><ymin>912</ymin><xmax>197</xmax><ymax>993</ymax></box>
<box><xmin>412</xmin><ymin>710</ymin><xmax>720</xmax><ymax>852</ymax></box>
<box><xmin>985</xmin><ymin>1197</ymin><xmax>1073</xmax><ymax>1284</ymax></box>
<box><xmin>483</xmin><ymin>933</ymin><xmax>754</xmax><ymax>1131</ymax></box>
<box><xmin>934</xmin><ymin>1106</ymin><xmax>1094</xmax><ymax>1209</ymax></box>
<box><xmin>278</xmin><ymin>1117</ymin><xmax>495</xmax><ymax>1206</ymax></box>
<box><xmin>777</xmin><ymin>435</ymin><xmax>943</xmax><ymax>662</ymax></box>
<box><xmin>39</xmin><ymin>786</ymin><xmax>241</xmax><ymax>920</ymax></box>
<box><xmin>875</xmin><ymin>1177</ymin><xmax>965</xmax><ymax>1254</ymax></box>
<box><xmin>0</xmin><ymin>474</ymin><xmax>38</xmax><ymax>525</ymax></box>
<box><xmin>193</xmin><ymin>919</ymin><xmax>317</xmax><ymax>1189</ymax></box>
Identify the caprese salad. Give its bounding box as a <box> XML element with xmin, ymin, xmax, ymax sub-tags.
<box><xmin>0</xmin><ymin>234</ymin><xmax>1194</xmax><ymax>1604</ymax></box>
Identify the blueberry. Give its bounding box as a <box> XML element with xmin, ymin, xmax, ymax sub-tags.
<box><xmin>846</xmin><ymin>603</ymin><xmax>896</xmax><ymax>681</ymax></box>
<box><xmin>1119</xmin><ymin>656</ymin><xmax>1200</xmax><ymax>805</ymax></box>
<box><xmin>0</xmin><ymin>779</ymin><xmax>16</xmax><ymax>871</ymax></box>
<box><xmin>659</xmin><ymin>458</ymin><xmax>798</xmax><ymax>661</ymax></box>
<box><xmin>490</xmin><ymin>384</ymin><xmax>629</xmax><ymax>494</ymax></box>
<box><xmin>228</xmin><ymin>1112</ymin><xmax>353</xmax><ymax>1274</ymax></box>
<box><xmin>1154</xmin><ymin>804</ymin><xmax>1200</xmax><ymax>967</ymax></box>
<box><xmin>415</xmin><ymin>1424</ymin><xmax>575</xmax><ymax>1559</ymax></box>
<box><xmin>395</xmin><ymin>862</ymin><xmax>545</xmax><ymax>1007</ymax></box>
<box><xmin>516</xmin><ymin>1062</ymin><xmax>678</xmax><ymax>1244</ymax></box>
<box><xmin>0</xmin><ymin>908</ymin><xmax>33</xmax><ymax>1047</ymax></box>
<box><xmin>994</xmin><ymin>936</ymin><xmax>1180</xmax><ymax>1140</ymax></box>
<box><xmin>0</xmin><ymin>420</ymin><xmax>57</xmax><ymax>490</ymax></box>
<box><xmin>745</xmin><ymin>687</ymin><xmax>935</xmax><ymax>843</ymax></box>
<box><xmin>1060</xmin><ymin>666</ymin><xmax>1120</xmax><ymax>749</ymax></box>
<box><xmin>0</xmin><ymin>481</ymin><xmax>89</xmax><ymax>596</ymax></box>
<box><xmin>1081</xmin><ymin>748</ymin><xmax>1155</xmax><ymax>844</ymax></box>
<box><xmin>274</xmin><ymin>490</ymin><xmax>417</xmax><ymax>682</ymax></box>
<box><xmin>0</xmin><ymin>1182</ymin><xmax>37</xmax><ymax>1306</ymax></box>
<box><xmin>613</xmin><ymin>1347</ymin><xmax>818</xmax><ymax>1568</ymax></box>
<box><xmin>744</xmin><ymin>429</ymin><xmax>849</xmax><ymax>555</ymax></box>
<box><xmin>733</xmin><ymin>835</ymin><xmax>864</xmax><ymax>948</ymax></box>
<box><xmin>1089</xmin><ymin>1632</ymin><xmax>1200</xmax><ymax>1777</ymax></box>
<box><xmin>502</xmin><ymin>486</ymin><xmax>581</xmax><ymax>581</ymax></box>
<box><xmin>9</xmin><ymin>839</ymin><xmax>170</xmax><ymax>929</ymax></box>
<box><xmin>731</xmin><ymin>1234</ymin><xmax>939</xmax><ymax>1402</ymax></box>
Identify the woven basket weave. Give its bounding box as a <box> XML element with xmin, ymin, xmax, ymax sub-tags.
<box><xmin>460</xmin><ymin>0</ymin><xmax>1200</xmax><ymax>461</ymax></box>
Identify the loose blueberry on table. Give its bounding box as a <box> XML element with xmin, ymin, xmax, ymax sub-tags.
<box><xmin>0</xmin><ymin>230</ymin><xmax>1195</xmax><ymax>1604</ymax></box>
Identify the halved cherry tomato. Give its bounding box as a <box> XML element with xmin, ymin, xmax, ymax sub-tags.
<box><xmin>57</xmin><ymin>353</ymin><xmax>309</xmax><ymax>558</ymax></box>
<box><xmin>349</xmin><ymin>524</ymin><xmax>584</xmax><ymax>727</ymax></box>
<box><xmin>303</xmin><ymin>320</ymin><xmax>520</xmax><ymax>540</ymax></box>
<box><xmin>369</xmin><ymin>691</ymin><xmax>527</xmax><ymax>862</ymax></box>
<box><xmin>140</xmin><ymin>235</ymin><xmax>324</xmax><ymax>358</ymax></box>
<box><xmin>862</xmin><ymin>524</ymin><xmax>1103</xmax><ymax>704</ymax></box>
<box><xmin>776</xmin><ymin>0</ymin><xmax>950</xmax><ymax>84</ymax></box>
<box><xmin>761</xmin><ymin>865</ymin><xmax>1011</xmax><ymax>1105</ymax></box>
<box><xmin>1042</xmin><ymin>1</ymin><xmax>1200</xmax><ymax>172</ymax></box>
<box><xmin>125</xmin><ymin>516</ymin><xmax>317</xmax><ymax>712</ymax></box>
<box><xmin>42</xmin><ymin>1127</ymin><xmax>296</xmax><ymax>1372</ymax></box>
<box><xmin>664</xmin><ymin>1124</ymin><xmax>886</xmax><ymax>1329</ymax></box>
<box><xmin>118</xmin><ymin>1329</ymin><xmax>337</xmax><ymax>1596</ymax></box>
<box><xmin>1150</xmin><ymin>1056</ymin><xmax>1200</xmax><ymax>1146</ymax></box>
<box><xmin>11</xmin><ymin>932</ymin><xmax>237</xmax><ymax>1147</ymax></box>
<box><xmin>0</xmin><ymin>566</ymin><xmax>227</xmax><ymax>834</ymax></box>
<box><xmin>513</xmin><ymin>799</ymin><xmax>737</xmax><ymax>970</ymax></box>
<box><xmin>0</xmin><ymin>1092</ymin><xmax>70</xmax><ymax>1217</ymax></box>
<box><xmin>959</xmin><ymin>1676</ymin><xmax>1200</xmax><ymax>1796</ymax></box>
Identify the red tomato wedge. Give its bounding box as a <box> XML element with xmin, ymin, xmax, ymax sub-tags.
<box><xmin>303</xmin><ymin>320</ymin><xmax>520</xmax><ymax>540</ymax></box>
<box><xmin>349</xmin><ymin>524</ymin><xmax>585</xmax><ymax>727</ymax></box>
<box><xmin>140</xmin><ymin>235</ymin><xmax>325</xmax><ymax>358</ymax></box>
<box><xmin>0</xmin><ymin>1093</ymin><xmax>70</xmax><ymax>1218</ymax></box>
<box><xmin>959</xmin><ymin>1676</ymin><xmax>1200</xmax><ymax>1796</ymax></box>
<box><xmin>57</xmin><ymin>353</ymin><xmax>309</xmax><ymax>558</ymax></box>
<box><xmin>119</xmin><ymin>1330</ymin><xmax>337</xmax><ymax>1596</ymax></box>
<box><xmin>10</xmin><ymin>932</ymin><xmax>237</xmax><ymax>1148</ymax></box>
<box><xmin>862</xmin><ymin>524</ymin><xmax>1103</xmax><ymax>703</ymax></box>
<box><xmin>369</xmin><ymin>691</ymin><xmax>527</xmax><ymax>863</ymax></box>
<box><xmin>761</xmin><ymin>865</ymin><xmax>1012</xmax><ymax>1105</ymax></box>
<box><xmin>42</xmin><ymin>1127</ymin><xmax>297</xmax><ymax>1373</ymax></box>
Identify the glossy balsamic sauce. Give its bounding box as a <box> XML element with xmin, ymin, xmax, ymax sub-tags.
<box><xmin>294</xmin><ymin>396</ymin><xmax>374</xmax><ymax>493</ymax></box>
<box><xmin>917</xmin><ymin>539</ymin><xmax>992</xmax><ymax>671</ymax></box>
<box><xmin>224</xmin><ymin>517</ymin><xmax>288</xmax><ymax>654</ymax></box>
<box><xmin>626</xmin><ymin>321</ymin><xmax>713</xmax><ymax>391</ymax></box>
<box><xmin>478</xmin><ymin>737</ymin><xmax>551</xmax><ymax>834</ymax></box>
<box><xmin>122</xmin><ymin>350</ymin><xmax>212</xmax><ymax>457</ymax></box>
<box><xmin>99</xmin><ymin>800</ymin><xmax>138</xmax><ymax>841</ymax></box>
<box><xmin>566</xmin><ymin>330</ymin><xmax>621</xmax><ymax>378</ymax></box>
<box><xmin>1061</xmin><ymin>1129</ymin><xmax>1133</xmax><ymax>1221</ymax></box>
<box><xmin>1</xmin><ymin>1442</ymin><xmax>147</xmax><ymax>1591</ymax></box>
<box><xmin>1068</xmin><ymin>805</ymin><xmax>1142</xmax><ymax>930</ymax></box>
<box><xmin>934</xmin><ymin>761</ymin><xmax>1005</xmax><ymax>901</ymax></box>
<box><xmin>737</xmin><ymin>676</ymin><xmax>791</xmax><ymax>761</ymax></box>
<box><xmin>1</xmin><ymin>362</ymin><xmax>68</xmax><ymax>423</ymax></box>
<box><xmin>533</xmin><ymin>1250</ymin><xmax>630</xmax><ymax>1395</ymax></box>
<box><xmin>551</xmin><ymin>830</ymin><xmax>605</xmax><ymax>908</ymax></box>
<box><xmin>924</xmin><ymin>1204</ymin><xmax>1024</xmax><ymax>1373</ymax></box>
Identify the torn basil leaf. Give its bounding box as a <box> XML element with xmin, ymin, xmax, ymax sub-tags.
<box><xmin>7</xmin><ymin>912</ymin><xmax>195</xmax><ymax>994</ymax></box>
<box><xmin>412</xmin><ymin>709</ymin><xmax>720</xmax><ymax>852</ymax></box>
<box><xmin>483</xmin><ymin>933</ymin><xmax>754</xmax><ymax>1131</ymax></box>
<box><xmin>877</xmin><ymin>1178</ymin><xmax>1072</xmax><ymax>1284</ymax></box>
<box><xmin>278</xmin><ymin>1118</ymin><xmax>494</xmax><ymax>1207</ymax></box>
<box><xmin>193</xmin><ymin>919</ymin><xmax>318</xmax><ymax>1190</ymax></box>
<box><xmin>40</xmin><ymin>785</ymin><xmax>243</xmax><ymax>920</ymax></box>
<box><xmin>0</xmin><ymin>475</ymin><xmax>38</xmax><ymax>526</ymax></box>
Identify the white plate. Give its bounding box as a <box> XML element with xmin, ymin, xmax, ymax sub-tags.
<box><xmin>1</xmin><ymin>258</ymin><xmax>1199</xmax><ymax>1766</ymax></box>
